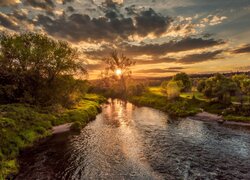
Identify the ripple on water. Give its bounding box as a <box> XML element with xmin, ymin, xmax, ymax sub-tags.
<box><xmin>16</xmin><ymin>99</ymin><xmax>250</xmax><ymax>180</ymax></box>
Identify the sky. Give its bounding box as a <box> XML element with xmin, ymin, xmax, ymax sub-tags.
<box><xmin>0</xmin><ymin>0</ymin><xmax>250</xmax><ymax>79</ymax></box>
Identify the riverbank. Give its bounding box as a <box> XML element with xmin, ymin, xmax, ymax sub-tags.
<box><xmin>0</xmin><ymin>94</ymin><xmax>106</xmax><ymax>179</ymax></box>
<box><xmin>129</xmin><ymin>89</ymin><xmax>250</xmax><ymax>124</ymax></box>
<box><xmin>14</xmin><ymin>98</ymin><xmax>250</xmax><ymax>179</ymax></box>
<box><xmin>129</xmin><ymin>91</ymin><xmax>201</xmax><ymax>117</ymax></box>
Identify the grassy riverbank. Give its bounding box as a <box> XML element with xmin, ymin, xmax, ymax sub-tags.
<box><xmin>0</xmin><ymin>94</ymin><xmax>105</xmax><ymax>179</ymax></box>
<box><xmin>130</xmin><ymin>87</ymin><xmax>250</xmax><ymax>123</ymax></box>
<box><xmin>129</xmin><ymin>89</ymin><xmax>201</xmax><ymax>117</ymax></box>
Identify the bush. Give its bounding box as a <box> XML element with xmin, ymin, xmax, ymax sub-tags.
<box><xmin>167</xmin><ymin>80</ymin><xmax>181</xmax><ymax>100</ymax></box>
<box><xmin>224</xmin><ymin>115</ymin><xmax>250</xmax><ymax>122</ymax></box>
<box><xmin>128</xmin><ymin>82</ymin><xmax>148</xmax><ymax>96</ymax></box>
<box><xmin>70</xmin><ymin>121</ymin><xmax>82</xmax><ymax>132</ymax></box>
<box><xmin>172</xmin><ymin>72</ymin><xmax>191</xmax><ymax>92</ymax></box>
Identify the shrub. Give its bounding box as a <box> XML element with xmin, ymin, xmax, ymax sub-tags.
<box><xmin>70</xmin><ymin>121</ymin><xmax>82</xmax><ymax>132</ymax></box>
<box><xmin>172</xmin><ymin>72</ymin><xmax>191</xmax><ymax>92</ymax></box>
<box><xmin>167</xmin><ymin>80</ymin><xmax>181</xmax><ymax>100</ymax></box>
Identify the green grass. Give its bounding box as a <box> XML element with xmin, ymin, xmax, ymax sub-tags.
<box><xmin>224</xmin><ymin>115</ymin><xmax>250</xmax><ymax>123</ymax></box>
<box><xmin>180</xmin><ymin>92</ymin><xmax>209</xmax><ymax>102</ymax></box>
<box><xmin>148</xmin><ymin>86</ymin><xmax>165</xmax><ymax>96</ymax></box>
<box><xmin>0</xmin><ymin>94</ymin><xmax>105</xmax><ymax>179</ymax></box>
<box><xmin>231</xmin><ymin>95</ymin><xmax>250</xmax><ymax>104</ymax></box>
<box><xmin>130</xmin><ymin>89</ymin><xmax>201</xmax><ymax>117</ymax></box>
<box><xmin>148</xmin><ymin>86</ymin><xmax>209</xmax><ymax>102</ymax></box>
<box><xmin>134</xmin><ymin>86</ymin><xmax>250</xmax><ymax>124</ymax></box>
<box><xmin>0</xmin><ymin>104</ymin><xmax>53</xmax><ymax>179</ymax></box>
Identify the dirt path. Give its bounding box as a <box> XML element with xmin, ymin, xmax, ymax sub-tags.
<box><xmin>190</xmin><ymin>111</ymin><xmax>223</xmax><ymax>122</ymax></box>
<box><xmin>52</xmin><ymin>123</ymin><xmax>72</xmax><ymax>134</ymax></box>
<box><xmin>189</xmin><ymin>111</ymin><xmax>250</xmax><ymax>127</ymax></box>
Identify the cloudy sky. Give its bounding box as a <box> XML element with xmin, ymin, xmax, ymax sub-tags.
<box><xmin>0</xmin><ymin>0</ymin><xmax>250</xmax><ymax>79</ymax></box>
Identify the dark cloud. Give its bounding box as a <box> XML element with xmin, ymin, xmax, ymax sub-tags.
<box><xmin>233</xmin><ymin>44</ymin><xmax>250</xmax><ymax>54</ymax></box>
<box><xmin>177</xmin><ymin>50</ymin><xmax>223</xmax><ymax>64</ymax></box>
<box><xmin>135</xmin><ymin>8</ymin><xmax>172</xmax><ymax>36</ymax></box>
<box><xmin>63</xmin><ymin>0</ymin><xmax>74</xmax><ymax>5</ymax></box>
<box><xmin>125</xmin><ymin>37</ymin><xmax>225</xmax><ymax>56</ymax></box>
<box><xmin>23</xmin><ymin>0</ymin><xmax>55</xmax><ymax>10</ymax></box>
<box><xmin>36</xmin><ymin>13</ymin><xmax>135</xmax><ymax>42</ymax></box>
<box><xmin>84</xmin><ymin>37</ymin><xmax>224</xmax><ymax>62</ymax></box>
<box><xmin>10</xmin><ymin>10</ymin><xmax>27</xmax><ymax>21</ymax></box>
<box><xmin>102</xmin><ymin>0</ymin><xmax>121</xmax><ymax>10</ymax></box>
<box><xmin>35</xmin><ymin>8</ymin><xmax>172</xmax><ymax>42</ymax></box>
<box><xmin>166</xmin><ymin>67</ymin><xmax>186</xmax><ymax>70</ymax></box>
<box><xmin>66</xmin><ymin>6</ymin><xmax>75</xmax><ymax>12</ymax></box>
<box><xmin>136</xmin><ymin>68</ymin><xmax>181</xmax><ymax>74</ymax></box>
<box><xmin>136</xmin><ymin>57</ymin><xmax>176</xmax><ymax>65</ymax></box>
<box><xmin>0</xmin><ymin>13</ymin><xmax>19</xmax><ymax>30</ymax></box>
<box><xmin>125</xmin><ymin>5</ymin><xmax>137</xmax><ymax>16</ymax></box>
<box><xmin>105</xmin><ymin>11</ymin><xmax>118</xmax><ymax>19</ymax></box>
<box><xmin>100</xmin><ymin>0</ymin><xmax>124</xmax><ymax>19</ymax></box>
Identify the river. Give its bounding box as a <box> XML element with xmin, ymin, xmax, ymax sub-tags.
<box><xmin>16</xmin><ymin>99</ymin><xmax>250</xmax><ymax>180</ymax></box>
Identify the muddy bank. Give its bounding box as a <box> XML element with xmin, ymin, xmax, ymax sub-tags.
<box><xmin>189</xmin><ymin>111</ymin><xmax>250</xmax><ymax>127</ymax></box>
<box><xmin>52</xmin><ymin>123</ymin><xmax>73</xmax><ymax>134</ymax></box>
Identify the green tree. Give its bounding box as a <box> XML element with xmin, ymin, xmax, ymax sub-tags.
<box><xmin>160</xmin><ymin>80</ymin><xmax>168</xmax><ymax>95</ymax></box>
<box><xmin>203</xmin><ymin>74</ymin><xmax>238</xmax><ymax>104</ymax></box>
<box><xmin>232</xmin><ymin>74</ymin><xmax>250</xmax><ymax>105</ymax></box>
<box><xmin>0</xmin><ymin>33</ymin><xmax>87</xmax><ymax>106</ymax></box>
<box><xmin>167</xmin><ymin>80</ymin><xmax>181</xmax><ymax>100</ymax></box>
<box><xmin>197</xmin><ymin>79</ymin><xmax>206</xmax><ymax>92</ymax></box>
<box><xmin>172</xmin><ymin>72</ymin><xmax>191</xmax><ymax>92</ymax></box>
<box><xmin>242</xmin><ymin>79</ymin><xmax>250</xmax><ymax>103</ymax></box>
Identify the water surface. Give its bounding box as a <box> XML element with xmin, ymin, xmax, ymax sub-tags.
<box><xmin>16</xmin><ymin>99</ymin><xmax>250</xmax><ymax>179</ymax></box>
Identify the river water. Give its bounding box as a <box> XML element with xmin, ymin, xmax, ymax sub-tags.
<box><xmin>16</xmin><ymin>99</ymin><xmax>250</xmax><ymax>180</ymax></box>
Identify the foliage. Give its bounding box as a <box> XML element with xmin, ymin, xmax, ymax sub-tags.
<box><xmin>103</xmin><ymin>51</ymin><xmax>135</xmax><ymax>74</ymax></box>
<box><xmin>0</xmin><ymin>104</ymin><xmax>54</xmax><ymax>178</ymax></box>
<box><xmin>0</xmin><ymin>94</ymin><xmax>104</xmax><ymax>179</ymax></box>
<box><xmin>128</xmin><ymin>82</ymin><xmax>148</xmax><ymax>96</ymax></box>
<box><xmin>232</xmin><ymin>74</ymin><xmax>250</xmax><ymax>97</ymax></box>
<box><xmin>164</xmin><ymin>98</ymin><xmax>200</xmax><ymax>117</ymax></box>
<box><xmin>201</xmin><ymin>74</ymin><xmax>238</xmax><ymax>104</ymax></box>
<box><xmin>83</xmin><ymin>93</ymin><xmax>107</xmax><ymax>104</ymax></box>
<box><xmin>130</xmin><ymin>90</ymin><xmax>200</xmax><ymax>117</ymax></box>
<box><xmin>166</xmin><ymin>80</ymin><xmax>181</xmax><ymax>100</ymax></box>
<box><xmin>70</xmin><ymin>121</ymin><xmax>83</xmax><ymax>132</ymax></box>
<box><xmin>197</xmin><ymin>79</ymin><xmax>206</xmax><ymax>92</ymax></box>
<box><xmin>223</xmin><ymin>115</ymin><xmax>250</xmax><ymax>122</ymax></box>
<box><xmin>0</xmin><ymin>33</ymin><xmax>87</xmax><ymax>106</ymax></box>
<box><xmin>100</xmin><ymin>51</ymin><xmax>136</xmax><ymax>97</ymax></box>
<box><xmin>172</xmin><ymin>72</ymin><xmax>192</xmax><ymax>92</ymax></box>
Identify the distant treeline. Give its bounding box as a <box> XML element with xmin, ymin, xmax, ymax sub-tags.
<box><xmin>132</xmin><ymin>71</ymin><xmax>250</xmax><ymax>87</ymax></box>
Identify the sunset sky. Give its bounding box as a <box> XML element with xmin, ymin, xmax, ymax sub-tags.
<box><xmin>0</xmin><ymin>0</ymin><xmax>250</xmax><ymax>79</ymax></box>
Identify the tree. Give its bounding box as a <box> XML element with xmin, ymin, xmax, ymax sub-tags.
<box><xmin>0</xmin><ymin>33</ymin><xmax>87</xmax><ymax>106</ymax></box>
<box><xmin>197</xmin><ymin>79</ymin><xmax>206</xmax><ymax>92</ymax></box>
<box><xmin>203</xmin><ymin>74</ymin><xmax>238</xmax><ymax>104</ymax></box>
<box><xmin>232</xmin><ymin>74</ymin><xmax>250</xmax><ymax>105</ymax></box>
<box><xmin>102</xmin><ymin>51</ymin><xmax>135</xmax><ymax>97</ymax></box>
<box><xmin>172</xmin><ymin>72</ymin><xmax>191</xmax><ymax>92</ymax></box>
<box><xmin>242</xmin><ymin>79</ymin><xmax>250</xmax><ymax>103</ymax></box>
<box><xmin>161</xmin><ymin>80</ymin><xmax>168</xmax><ymax>95</ymax></box>
<box><xmin>167</xmin><ymin>80</ymin><xmax>181</xmax><ymax>100</ymax></box>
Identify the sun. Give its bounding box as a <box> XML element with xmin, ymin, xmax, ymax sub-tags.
<box><xmin>115</xmin><ymin>69</ymin><xmax>122</xmax><ymax>76</ymax></box>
